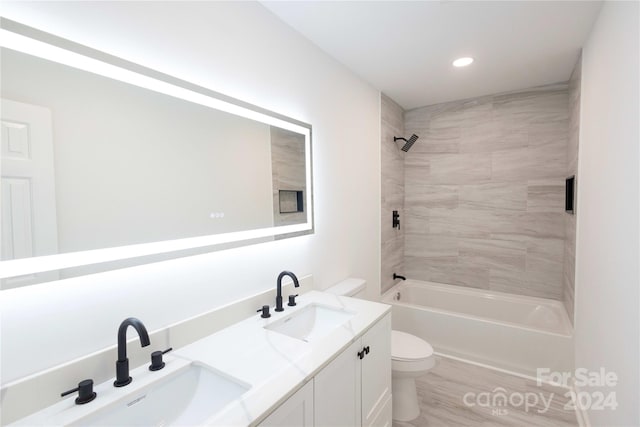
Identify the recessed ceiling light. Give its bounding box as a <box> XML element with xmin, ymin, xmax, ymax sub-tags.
<box><xmin>453</xmin><ymin>57</ymin><xmax>474</xmax><ymax>67</ymax></box>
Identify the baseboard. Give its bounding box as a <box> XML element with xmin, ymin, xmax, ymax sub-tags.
<box><xmin>434</xmin><ymin>350</ymin><xmax>573</xmax><ymax>390</ymax></box>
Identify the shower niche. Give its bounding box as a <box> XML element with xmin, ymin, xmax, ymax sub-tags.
<box><xmin>279</xmin><ymin>190</ymin><xmax>304</xmax><ymax>213</ymax></box>
<box><xmin>565</xmin><ymin>175</ymin><xmax>576</xmax><ymax>214</ymax></box>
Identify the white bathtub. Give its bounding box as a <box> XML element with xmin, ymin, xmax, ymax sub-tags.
<box><xmin>382</xmin><ymin>280</ymin><xmax>574</xmax><ymax>377</ymax></box>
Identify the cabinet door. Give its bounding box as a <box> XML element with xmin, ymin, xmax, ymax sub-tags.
<box><xmin>361</xmin><ymin>313</ymin><xmax>392</xmax><ymax>426</ymax></box>
<box><xmin>368</xmin><ymin>393</ymin><xmax>392</xmax><ymax>427</ymax></box>
<box><xmin>314</xmin><ymin>340</ymin><xmax>362</xmax><ymax>427</ymax></box>
<box><xmin>259</xmin><ymin>380</ymin><xmax>314</xmax><ymax>427</ymax></box>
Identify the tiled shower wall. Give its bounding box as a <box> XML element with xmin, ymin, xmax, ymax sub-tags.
<box><xmin>564</xmin><ymin>58</ymin><xmax>581</xmax><ymax>322</ymax></box>
<box><xmin>271</xmin><ymin>127</ymin><xmax>307</xmax><ymax>227</ymax></box>
<box><xmin>381</xmin><ymin>94</ymin><xmax>405</xmax><ymax>293</ymax></box>
<box><xmin>403</xmin><ymin>84</ymin><xmax>570</xmax><ymax>300</ymax></box>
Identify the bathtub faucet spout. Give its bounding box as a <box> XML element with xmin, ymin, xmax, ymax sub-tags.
<box><xmin>393</xmin><ymin>273</ymin><xmax>406</xmax><ymax>281</ymax></box>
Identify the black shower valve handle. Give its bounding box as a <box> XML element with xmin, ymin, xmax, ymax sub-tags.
<box><xmin>392</xmin><ymin>210</ymin><xmax>401</xmax><ymax>229</ymax></box>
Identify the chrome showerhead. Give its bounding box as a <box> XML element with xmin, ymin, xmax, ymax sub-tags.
<box><xmin>393</xmin><ymin>134</ymin><xmax>419</xmax><ymax>152</ymax></box>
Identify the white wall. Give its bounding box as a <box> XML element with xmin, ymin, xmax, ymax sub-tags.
<box><xmin>575</xmin><ymin>2</ymin><xmax>639</xmax><ymax>426</ymax></box>
<box><xmin>0</xmin><ymin>2</ymin><xmax>380</xmax><ymax>383</ymax></box>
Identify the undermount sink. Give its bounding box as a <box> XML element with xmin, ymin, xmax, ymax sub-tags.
<box><xmin>265</xmin><ymin>303</ymin><xmax>355</xmax><ymax>342</ymax></box>
<box><xmin>70</xmin><ymin>363</ymin><xmax>249</xmax><ymax>426</ymax></box>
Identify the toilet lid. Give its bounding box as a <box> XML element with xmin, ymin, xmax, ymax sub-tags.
<box><xmin>392</xmin><ymin>330</ymin><xmax>434</xmax><ymax>361</ymax></box>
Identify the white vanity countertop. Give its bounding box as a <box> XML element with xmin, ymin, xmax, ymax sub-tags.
<box><xmin>178</xmin><ymin>290</ymin><xmax>391</xmax><ymax>426</ymax></box>
<box><xmin>9</xmin><ymin>291</ymin><xmax>390</xmax><ymax>427</ymax></box>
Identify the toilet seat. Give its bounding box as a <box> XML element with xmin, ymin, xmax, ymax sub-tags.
<box><xmin>392</xmin><ymin>330</ymin><xmax>433</xmax><ymax>361</ymax></box>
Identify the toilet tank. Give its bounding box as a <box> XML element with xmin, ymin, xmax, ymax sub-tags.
<box><xmin>325</xmin><ymin>278</ymin><xmax>367</xmax><ymax>298</ymax></box>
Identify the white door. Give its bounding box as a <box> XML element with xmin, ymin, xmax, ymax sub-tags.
<box><xmin>1</xmin><ymin>98</ymin><xmax>58</xmax><ymax>288</ymax></box>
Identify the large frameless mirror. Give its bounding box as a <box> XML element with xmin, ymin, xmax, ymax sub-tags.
<box><xmin>0</xmin><ymin>18</ymin><xmax>313</xmax><ymax>289</ymax></box>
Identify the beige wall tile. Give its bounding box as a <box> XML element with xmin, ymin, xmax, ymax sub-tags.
<box><xmin>489</xmin><ymin>211</ymin><xmax>529</xmax><ymax>242</ymax></box>
<box><xmin>562</xmin><ymin>56</ymin><xmax>581</xmax><ymax>324</ymax></box>
<box><xmin>407</xmin><ymin>126</ymin><xmax>461</xmax><ymax>154</ymax></box>
<box><xmin>405</xmin><ymin>234</ymin><xmax>458</xmax><ymax>259</ymax></box>
<box><xmin>428</xmin><ymin>153</ymin><xmax>492</xmax><ymax>184</ymax></box>
<box><xmin>524</xmin><ymin>212</ymin><xmax>565</xmax><ymax>239</ymax></box>
<box><xmin>429</xmin><ymin>208</ymin><xmax>491</xmax><ymax>239</ymax></box>
<box><xmin>526</xmin><ymin>237</ymin><xmax>564</xmax><ymax>274</ymax></box>
<box><xmin>271</xmin><ymin>127</ymin><xmax>307</xmax><ymax>227</ymax></box>
<box><xmin>527</xmin><ymin>178</ymin><xmax>566</xmax><ymax>212</ymax></box>
<box><xmin>405</xmin><ymin>256</ymin><xmax>491</xmax><ymax>289</ymax></box>
<box><xmin>404</xmin><ymin>184</ymin><xmax>458</xmax><ymax>209</ymax></box>
<box><xmin>459</xmin><ymin>238</ymin><xmax>527</xmax><ymax>272</ymax></box>
<box><xmin>403</xmin><ymin>84</ymin><xmax>571</xmax><ymax>301</ymax></box>
<box><xmin>381</xmin><ymin>94</ymin><xmax>406</xmax><ymax>293</ymax></box>
<box><xmin>459</xmin><ymin>182</ymin><xmax>528</xmax><ymax>211</ymax></box>
<box><xmin>404</xmin><ymin>205</ymin><xmax>430</xmax><ymax>235</ymax></box>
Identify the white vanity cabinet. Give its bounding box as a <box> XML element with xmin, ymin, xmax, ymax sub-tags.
<box><xmin>258</xmin><ymin>380</ymin><xmax>314</xmax><ymax>427</ymax></box>
<box><xmin>315</xmin><ymin>313</ymin><xmax>392</xmax><ymax>427</ymax></box>
<box><xmin>314</xmin><ymin>339</ymin><xmax>363</xmax><ymax>426</ymax></box>
<box><xmin>260</xmin><ymin>313</ymin><xmax>391</xmax><ymax>427</ymax></box>
<box><xmin>7</xmin><ymin>290</ymin><xmax>391</xmax><ymax>427</ymax></box>
<box><xmin>360</xmin><ymin>313</ymin><xmax>392</xmax><ymax>426</ymax></box>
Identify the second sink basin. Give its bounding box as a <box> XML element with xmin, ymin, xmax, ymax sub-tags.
<box><xmin>265</xmin><ymin>303</ymin><xmax>355</xmax><ymax>342</ymax></box>
<box><xmin>70</xmin><ymin>362</ymin><xmax>249</xmax><ymax>426</ymax></box>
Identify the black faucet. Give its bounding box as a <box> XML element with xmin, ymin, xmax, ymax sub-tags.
<box><xmin>275</xmin><ymin>271</ymin><xmax>300</xmax><ymax>312</ymax></box>
<box><xmin>114</xmin><ymin>317</ymin><xmax>150</xmax><ymax>387</ymax></box>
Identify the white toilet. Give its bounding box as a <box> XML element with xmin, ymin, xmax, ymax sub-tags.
<box><xmin>325</xmin><ymin>279</ymin><xmax>435</xmax><ymax>422</ymax></box>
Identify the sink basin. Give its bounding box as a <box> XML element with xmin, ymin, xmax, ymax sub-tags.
<box><xmin>71</xmin><ymin>363</ymin><xmax>249</xmax><ymax>426</ymax></box>
<box><xmin>265</xmin><ymin>304</ymin><xmax>355</xmax><ymax>342</ymax></box>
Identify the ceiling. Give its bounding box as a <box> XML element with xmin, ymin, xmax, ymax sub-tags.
<box><xmin>262</xmin><ymin>1</ymin><xmax>603</xmax><ymax>110</ymax></box>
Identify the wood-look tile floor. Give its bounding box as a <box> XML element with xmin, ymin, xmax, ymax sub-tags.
<box><xmin>393</xmin><ymin>356</ymin><xmax>578</xmax><ymax>427</ymax></box>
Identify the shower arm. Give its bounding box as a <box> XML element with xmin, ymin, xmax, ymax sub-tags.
<box><xmin>393</xmin><ymin>134</ymin><xmax>419</xmax><ymax>152</ymax></box>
